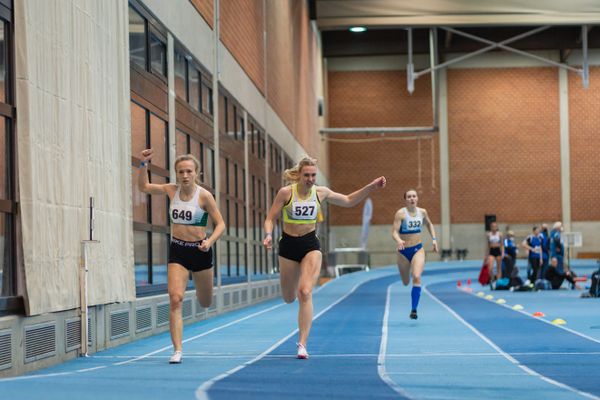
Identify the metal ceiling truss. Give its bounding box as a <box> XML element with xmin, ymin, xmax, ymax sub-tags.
<box><xmin>320</xmin><ymin>24</ymin><xmax>590</xmax><ymax>136</ymax></box>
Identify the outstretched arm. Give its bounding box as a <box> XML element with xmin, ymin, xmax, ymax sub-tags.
<box><xmin>423</xmin><ymin>209</ymin><xmax>438</xmax><ymax>253</ymax></box>
<box><xmin>320</xmin><ymin>176</ymin><xmax>386</xmax><ymax>207</ymax></box>
<box><xmin>263</xmin><ymin>186</ymin><xmax>291</xmax><ymax>249</ymax></box>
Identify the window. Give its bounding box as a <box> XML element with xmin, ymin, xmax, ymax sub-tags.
<box><xmin>128</xmin><ymin>5</ymin><xmax>146</xmax><ymax>70</ymax></box>
<box><xmin>0</xmin><ymin>2</ymin><xmax>17</xmax><ymax>312</ymax></box>
<box><xmin>219</xmin><ymin>157</ymin><xmax>247</xmax><ymax>284</ymax></box>
<box><xmin>174</xmin><ymin>41</ymin><xmax>211</xmax><ymax>116</ymax></box>
<box><xmin>188</xmin><ymin>65</ymin><xmax>200</xmax><ymax>112</ymax></box>
<box><xmin>131</xmin><ymin>101</ymin><xmax>170</xmax><ymax>292</ymax></box>
<box><xmin>207</xmin><ymin>87</ymin><xmax>214</xmax><ymax>115</ymax></box>
<box><xmin>219</xmin><ymin>93</ymin><xmax>227</xmax><ymax>135</ymax></box>
<box><xmin>128</xmin><ymin>3</ymin><xmax>166</xmax><ymax>80</ymax></box>
<box><xmin>174</xmin><ymin>50</ymin><xmax>187</xmax><ymax>100</ymax></box>
<box><xmin>149</xmin><ymin>32</ymin><xmax>167</xmax><ymax>77</ymax></box>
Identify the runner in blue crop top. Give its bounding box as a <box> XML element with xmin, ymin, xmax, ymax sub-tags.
<box><xmin>392</xmin><ymin>189</ymin><xmax>438</xmax><ymax>320</ymax></box>
<box><xmin>138</xmin><ymin>148</ymin><xmax>225</xmax><ymax>364</ymax></box>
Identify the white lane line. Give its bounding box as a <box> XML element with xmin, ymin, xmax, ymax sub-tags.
<box><xmin>460</xmin><ymin>288</ymin><xmax>600</xmax><ymax>345</ymax></box>
<box><xmin>377</xmin><ymin>283</ymin><xmax>414</xmax><ymax>399</ymax></box>
<box><xmin>0</xmin><ymin>301</ymin><xmax>287</xmax><ymax>382</ymax></box>
<box><xmin>114</xmin><ymin>302</ymin><xmax>290</xmax><ymax>366</ymax></box>
<box><xmin>89</xmin><ymin>351</ymin><xmax>600</xmax><ymax>359</ymax></box>
<box><xmin>195</xmin><ymin>279</ymin><xmax>372</xmax><ymax>400</ymax></box>
<box><xmin>425</xmin><ymin>286</ymin><xmax>600</xmax><ymax>400</ymax></box>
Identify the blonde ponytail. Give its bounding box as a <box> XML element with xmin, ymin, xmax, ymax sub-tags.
<box><xmin>283</xmin><ymin>156</ymin><xmax>317</xmax><ymax>184</ymax></box>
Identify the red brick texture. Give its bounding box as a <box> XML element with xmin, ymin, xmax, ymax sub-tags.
<box><xmin>189</xmin><ymin>0</ymin><xmax>213</xmax><ymax>28</ymax></box>
<box><xmin>327</xmin><ymin>71</ymin><xmax>440</xmax><ymax>226</ymax></box>
<box><xmin>191</xmin><ymin>0</ymin><xmax>320</xmax><ymax>158</ymax></box>
<box><xmin>568</xmin><ymin>66</ymin><xmax>600</xmax><ymax>221</ymax></box>
<box><xmin>326</xmin><ymin>67</ymin><xmax>597</xmax><ymax>226</ymax></box>
<box><xmin>448</xmin><ymin>68</ymin><xmax>562</xmax><ymax>224</ymax></box>
<box><xmin>220</xmin><ymin>0</ymin><xmax>265</xmax><ymax>93</ymax></box>
<box><xmin>292</xmin><ymin>0</ymin><xmax>320</xmax><ymax>158</ymax></box>
<box><xmin>265</xmin><ymin>0</ymin><xmax>294</xmax><ymax>134</ymax></box>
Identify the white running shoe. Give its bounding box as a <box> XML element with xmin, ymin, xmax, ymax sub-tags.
<box><xmin>297</xmin><ymin>343</ymin><xmax>309</xmax><ymax>359</ymax></box>
<box><xmin>169</xmin><ymin>351</ymin><xmax>183</xmax><ymax>364</ymax></box>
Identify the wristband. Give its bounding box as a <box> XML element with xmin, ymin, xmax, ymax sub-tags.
<box><xmin>266</xmin><ymin>233</ymin><xmax>272</xmax><ymax>237</ymax></box>
<box><xmin>432</xmin><ymin>237</ymin><xmax>437</xmax><ymax>241</ymax></box>
<box><xmin>140</xmin><ymin>161</ymin><xmax>148</xmax><ymax>168</ymax></box>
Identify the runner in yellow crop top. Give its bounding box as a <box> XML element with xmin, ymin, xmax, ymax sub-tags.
<box><xmin>263</xmin><ymin>156</ymin><xmax>386</xmax><ymax>359</ymax></box>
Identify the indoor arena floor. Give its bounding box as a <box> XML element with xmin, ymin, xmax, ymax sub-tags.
<box><xmin>1</xmin><ymin>260</ymin><xmax>599</xmax><ymax>400</ymax></box>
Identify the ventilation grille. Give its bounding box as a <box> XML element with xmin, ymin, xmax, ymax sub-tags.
<box><xmin>0</xmin><ymin>330</ymin><xmax>11</xmax><ymax>370</ymax></box>
<box><xmin>196</xmin><ymin>299</ymin><xmax>206</xmax><ymax>316</ymax></box>
<box><xmin>233</xmin><ymin>291</ymin><xmax>240</xmax><ymax>305</ymax></box>
<box><xmin>272</xmin><ymin>285</ymin><xmax>278</xmax><ymax>295</ymax></box>
<box><xmin>208</xmin><ymin>295</ymin><xmax>217</xmax><ymax>313</ymax></box>
<box><xmin>223</xmin><ymin>292</ymin><xmax>231</xmax><ymax>307</ymax></box>
<box><xmin>241</xmin><ymin>290</ymin><xmax>248</xmax><ymax>303</ymax></box>
<box><xmin>182</xmin><ymin>298</ymin><xmax>192</xmax><ymax>320</ymax></box>
<box><xmin>157</xmin><ymin>302</ymin><xmax>170</xmax><ymax>326</ymax></box>
<box><xmin>136</xmin><ymin>306</ymin><xmax>152</xmax><ymax>333</ymax></box>
<box><xmin>258</xmin><ymin>287</ymin><xmax>264</xmax><ymax>298</ymax></box>
<box><xmin>24</xmin><ymin>322</ymin><xmax>56</xmax><ymax>363</ymax></box>
<box><xmin>110</xmin><ymin>310</ymin><xmax>130</xmax><ymax>340</ymax></box>
<box><xmin>65</xmin><ymin>318</ymin><xmax>81</xmax><ymax>352</ymax></box>
<box><xmin>88</xmin><ymin>316</ymin><xmax>93</xmax><ymax>347</ymax></box>
<box><xmin>252</xmin><ymin>288</ymin><xmax>257</xmax><ymax>300</ymax></box>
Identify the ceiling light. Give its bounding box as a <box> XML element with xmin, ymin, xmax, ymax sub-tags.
<box><xmin>349</xmin><ymin>26</ymin><xmax>366</xmax><ymax>33</ymax></box>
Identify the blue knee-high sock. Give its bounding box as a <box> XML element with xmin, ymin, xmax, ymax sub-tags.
<box><xmin>411</xmin><ymin>286</ymin><xmax>422</xmax><ymax>311</ymax></box>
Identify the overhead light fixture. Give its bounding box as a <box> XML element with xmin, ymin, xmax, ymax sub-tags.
<box><xmin>349</xmin><ymin>26</ymin><xmax>366</xmax><ymax>33</ymax></box>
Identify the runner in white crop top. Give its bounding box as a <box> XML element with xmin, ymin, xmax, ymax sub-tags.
<box><xmin>138</xmin><ymin>149</ymin><xmax>225</xmax><ymax>364</ymax></box>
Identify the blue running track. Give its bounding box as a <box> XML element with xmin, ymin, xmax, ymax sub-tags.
<box><xmin>1</xmin><ymin>261</ymin><xmax>599</xmax><ymax>400</ymax></box>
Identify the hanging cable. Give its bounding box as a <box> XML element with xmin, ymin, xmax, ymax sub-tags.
<box><xmin>321</xmin><ymin>135</ymin><xmax>434</xmax><ymax>144</ymax></box>
<box><xmin>431</xmin><ymin>136</ymin><xmax>436</xmax><ymax>190</ymax></box>
<box><xmin>417</xmin><ymin>136</ymin><xmax>422</xmax><ymax>189</ymax></box>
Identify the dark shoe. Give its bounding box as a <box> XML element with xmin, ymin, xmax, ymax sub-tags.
<box><xmin>409</xmin><ymin>310</ymin><xmax>418</xmax><ymax>320</ymax></box>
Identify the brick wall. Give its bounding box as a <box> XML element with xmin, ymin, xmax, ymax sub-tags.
<box><xmin>188</xmin><ymin>0</ymin><xmax>320</xmax><ymax>159</ymax></box>
<box><xmin>448</xmin><ymin>68</ymin><xmax>561</xmax><ymax>224</ymax></box>
<box><xmin>266</xmin><ymin>0</ymin><xmax>294</xmax><ymax>134</ymax></box>
<box><xmin>220</xmin><ymin>0</ymin><xmax>265</xmax><ymax>93</ymax></box>
<box><xmin>327</xmin><ymin>70</ymin><xmax>440</xmax><ymax>226</ymax></box>
<box><xmin>189</xmin><ymin>0</ymin><xmax>213</xmax><ymax>27</ymax></box>
<box><xmin>292</xmin><ymin>0</ymin><xmax>319</xmax><ymax>158</ymax></box>
<box><xmin>568</xmin><ymin>66</ymin><xmax>600</xmax><ymax>221</ymax></box>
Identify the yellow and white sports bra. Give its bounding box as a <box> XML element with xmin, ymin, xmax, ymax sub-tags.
<box><xmin>283</xmin><ymin>184</ymin><xmax>322</xmax><ymax>225</ymax></box>
<box><xmin>170</xmin><ymin>186</ymin><xmax>209</xmax><ymax>227</ymax></box>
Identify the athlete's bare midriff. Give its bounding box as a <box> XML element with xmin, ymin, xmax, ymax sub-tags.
<box><xmin>400</xmin><ymin>232</ymin><xmax>422</xmax><ymax>248</ymax></box>
<box><xmin>171</xmin><ymin>224</ymin><xmax>207</xmax><ymax>242</ymax></box>
<box><xmin>282</xmin><ymin>222</ymin><xmax>316</xmax><ymax>237</ymax></box>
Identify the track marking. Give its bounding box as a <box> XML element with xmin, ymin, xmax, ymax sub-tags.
<box><xmin>0</xmin><ymin>301</ymin><xmax>287</xmax><ymax>382</ymax></box>
<box><xmin>195</xmin><ymin>277</ymin><xmax>382</xmax><ymax>400</ymax></box>
<box><xmin>89</xmin><ymin>351</ymin><xmax>600</xmax><ymax>359</ymax></box>
<box><xmin>377</xmin><ymin>283</ymin><xmax>414</xmax><ymax>399</ymax></box>
<box><xmin>459</xmin><ymin>287</ymin><xmax>600</xmax><ymax>345</ymax></box>
<box><xmin>424</xmin><ymin>286</ymin><xmax>600</xmax><ymax>400</ymax></box>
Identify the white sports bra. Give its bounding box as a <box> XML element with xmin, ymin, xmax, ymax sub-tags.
<box><xmin>169</xmin><ymin>186</ymin><xmax>208</xmax><ymax>226</ymax></box>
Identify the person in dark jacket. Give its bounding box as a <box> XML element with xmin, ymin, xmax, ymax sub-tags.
<box><xmin>522</xmin><ymin>226</ymin><xmax>543</xmax><ymax>282</ymax></box>
<box><xmin>545</xmin><ymin>257</ymin><xmax>577</xmax><ymax>290</ymax></box>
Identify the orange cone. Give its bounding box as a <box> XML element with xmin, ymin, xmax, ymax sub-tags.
<box><xmin>457</xmin><ymin>280</ymin><xmax>462</xmax><ymax>287</ymax></box>
<box><xmin>467</xmin><ymin>278</ymin><xmax>472</xmax><ymax>285</ymax></box>
<box><xmin>532</xmin><ymin>311</ymin><xmax>545</xmax><ymax>317</ymax></box>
